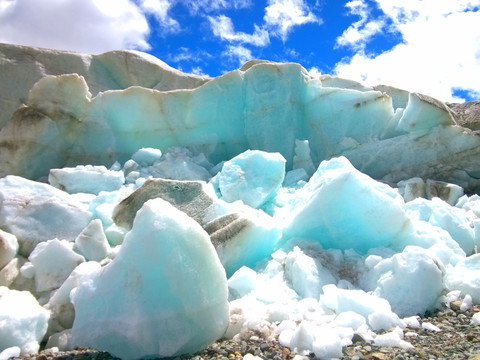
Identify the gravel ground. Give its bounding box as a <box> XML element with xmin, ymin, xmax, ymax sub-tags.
<box><xmin>16</xmin><ymin>303</ymin><xmax>480</xmax><ymax>360</ymax></box>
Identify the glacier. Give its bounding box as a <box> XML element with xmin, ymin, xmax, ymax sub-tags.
<box><xmin>1</xmin><ymin>43</ymin><xmax>480</xmax><ymax>359</ymax></box>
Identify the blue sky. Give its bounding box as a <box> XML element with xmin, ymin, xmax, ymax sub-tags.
<box><xmin>1</xmin><ymin>0</ymin><xmax>479</xmax><ymax>102</ymax></box>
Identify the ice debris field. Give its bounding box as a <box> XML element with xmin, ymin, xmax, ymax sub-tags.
<box><xmin>1</xmin><ymin>44</ymin><xmax>480</xmax><ymax>360</ymax></box>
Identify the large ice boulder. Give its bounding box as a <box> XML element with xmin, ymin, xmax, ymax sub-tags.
<box><xmin>281</xmin><ymin>156</ymin><xmax>411</xmax><ymax>252</ymax></box>
<box><xmin>214</xmin><ymin>150</ymin><xmax>286</xmax><ymax>209</ymax></box>
<box><xmin>113</xmin><ymin>177</ymin><xmax>282</xmax><ymax>275</ymax></box>
<box><xmin>0</xmin><ymin>176</ymin><xmax>92</xmax><ymax>256</ymax></box>
<box><xmin>71</xmin><ymin>198</ymin><xmax>229</xmax><ymax>359</ymax></box>
<box><xmin>0</xmin><ymin>286</ymin><xmax>50</xmax><ymax>355</ymax></box>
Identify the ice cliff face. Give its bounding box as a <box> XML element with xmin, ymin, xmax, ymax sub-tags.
<box><xmin>1</xmin><ymin>43</ymin><xmax>480</xmax><ymax>192</ymax></box>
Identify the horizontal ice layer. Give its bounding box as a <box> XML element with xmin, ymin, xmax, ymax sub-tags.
<box><xmin>2</xmin><ymin>44</ymin><xmax>480</xmax><ymax>193</ymax></box>
<box><xmin>0</xmin><ymin>175</ymin><xmax>92</xmax><ymax>256</ymax></box>
<box><xmin>71</xmin><ymin>198</ymin><xmax>229</xmax><ymax>359</ymax></box>
<box><xmin>0</xmin><ymin>286</ymin><xmax>50</xmax><ymax>355</ymax></box>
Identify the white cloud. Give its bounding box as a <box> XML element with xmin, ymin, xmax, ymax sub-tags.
<box><xmin>264</xmin><ymin>0</ymin><xmax>320</xmax><ymax>41</ymax></box>
<box><xmin>139</xmin><ymin>0</ymin><xmax>179</xmax><ymax>33</ymax></box>
<box><xmin>308</xmin><ymin>66</ymin><xmax>322</xmax><ymax>78</ymax></box>
<box><xmin>224</xmin><ymin>45</ymin><xmax>253</xmax><ymax>66</ymax></box>
<box><xmin>209</xmin><ymin>15</ymin><xmax>270</xmax><ymax>47</ymax></box>
<box><xmin>334</xmin><ymin>0</ymin><xmax>480</xmax><ymax>102</ymax></box>
<box><xmin>0</xmin><ymin>0</ymin><xmax>151</xmax><ymax>53</ymax></box>
<box><xmin>188</xmin><ymin>66</ymin><xmax>209</xmax><ymax>76</ymax></box>
<box><xmin>336</xmin><ymin>0</ymin><xmax>385</xmax><ymax>50</ymax></box>
<box><xmin>181</xmin><ymin>0</ymin><xmax>252</xmax><ymax>14</ymax></box>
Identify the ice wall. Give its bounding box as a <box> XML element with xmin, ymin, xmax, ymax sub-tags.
<box><xmin>1</xmin><ymin>43</ymin><xmax>480</xmax><ymax>193</ymax></box>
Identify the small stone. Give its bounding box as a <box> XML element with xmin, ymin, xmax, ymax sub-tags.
<box><xmin>365</xmin><ymin>353</ymin><xmax>388</xmax><ymax>360</ymax></box>
<box><xmin>418</xmin><ymin>350</ymin><xmax>428</xmax><ymax>359</ymax></box>
<box><xmin>393</xmin><ymin>355</ymin><xmax>406</xmax><ymax>360</ymax></box>
<box><xmin>352</xmin><ymin>333</ymin><xmax>365</xmax><ymax>344</ymax></box>
<box><xmin>468</xmin><ymin>355</ymin><xmax>480</xmax><ymax>360</ymax></box>
<box><xmin>282</xmin><ymin>347</ymin><xmax>290</xmax><ymax>360</ymax></box>
<box><xmin>260</xmin><ymin>343</ymin><xmax>270</xmax><ymax>352</ymax></box>
<box><xmin>36</xmin><ymin>355</ymin><xmax>48</xmax><ymax>360</ymax></box>
<box><xmin>364</xmin><ymin>345</ymin><xmax>372</xmax><ymax>352</ymax></box>
<box><xmin>467</xmin><ymin>333</ymin><xmax>475</xmax><ymax>341</ymax></box>
<box><xmin>451</xmin><ymin>300</ymin><xmax>463</xmax><ymax>311</ymax></box>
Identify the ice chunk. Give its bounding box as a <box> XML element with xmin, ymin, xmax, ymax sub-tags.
<box><xmin>113</xmin><ymin>177</ymin><xmax>282</xmax><ymax>275</ymax></box>
<box><xmin>402</xmin><ymin>316</ymin><xmax>421</xmax><ymax>329</ymax></box>
<box><xmin>425</xmin><ymin>179</ymin><xmax>464</xmax><ymax>206</ymax></box>
<box><xmin>320</xmin><ymin>284</ymin><xmax>400</xmax><ymax>330</ymax></box>
<box><xmin>0</xmin><ymin>347</ymin><xmax>21</xmax><ymax>360</ymax></box>
<box><xmin>131</xmin><ymin>147</ymin><xmax>162</xmax><ymax>167</ymax></box>
<box><xmin>332</xmin><ymin>311</ymin><xmax>366</xmax><ymax>331</ymax></box>
<box><xmin>0</xmin><ymin>287</ymin><xmax>50</xmax><ymax>355</ymax></box>
<box><xmin>363</xmin><ymin>246</ymin><xmax>444</xmax><ymax>317</ymax></box>
<box><xmin>140</xmin><ymin>147</ymin><xmax>212</xmax><ymax>181</ymax></box>
<box><xmin>0</xmin><ymin>175</ymin><xmax>92</xmax><ymax>256</ymax></box>
<box><xmin>73</xmin><ymin>219</ymin><xmax>111</xmax><ymax>261</ymax></box>
<box><xmin>215</xmin><ymin>150</ymin><xmax>286</xmax><ymax>209</ymax></box>
<box><xmin>406</xmin><ymin>197</ymin><xmax>476</xmax><ymax>255</ymax></box>
<box><xmin>472</xmin><ymin>312</ymin><xmax>480</xmax><ymax>325</ymax></box>
<box><xmin>0</xmin><ymin>229</ymin><xmax>18</xmax><ymax>270</ymax></box>
<box><xmin>373</xmin><ymin>327</ymin><xmax>413</xmax><ymax>349</ymax></box>
<box><xmin>71</xmin><ymin>198</ymin><xmax>229</xmax><ymax>359</ymax></box>
<box><xmin>47</xmin><ymin>261</ymin><xmax>101</xmax><ymax>331</ymax></box>
<box><xmin>228</xmin><ymin>266</ymin><xmax>258</xmax><ymax>299</ymax></box>
<box><xmin>282</xmin><ymin>157</ymin><xmax>411</xmax><ymax>252</ymax></box>
<box><xmin>207</xmin><ymin>207</ymin><xmax>282</xmax><ymax>276</ymax></box>
<box><xmin>445</xmin><ymin>254</ymin><xmax>480</xmax><ymax>303</ymax></box>
<box><xmin>396</xmin><ymin>92</ymin><xmax>455</xmax><ymax>133</ymax></box>
<box><xmin>285</xmin><ymin>247</ymin><xmax>337</xmax><ymax>299</ymax></box>
<box><xmin>311</xmin><ymin>327</ymin><xmax>343</xmax><ymax>359</ymax></box>
<box><xmin>49</xmin><ymin>165</ymin><xmax>125</xmax><ymax>195</ymax></box>
<box><xmin>421</xmin><ymin>322</ymin><xmax>441</xmax><ymax>332</ymax></box>
<box><xmin>29</xmin><ymin>239</ymin><xmax>85</xmax><ymax>293</ymax></box>
<box><xmin>461</xmin><ymin>294</ymin><xmax>473</xmax><ymax>312</ymax></box>
<box><xmin>397</xmin><ymin>177</ymin><xmax>426</xmax><ymax>202</ymax></box>
<box><xmin>289</xmin><ymin>321</ymin><xmax>316</xmax><ymax>355</ymax></box>
<box><xmin>46</xmin><ymin>330</ymin><xmax>73</xmax><ymax>352</ymax></box>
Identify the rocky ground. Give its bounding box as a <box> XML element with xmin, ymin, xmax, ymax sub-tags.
<box><xmin>16</xmin><ymin>303</ymin><xmax>480</xmax><ymax>360</ymax></box>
